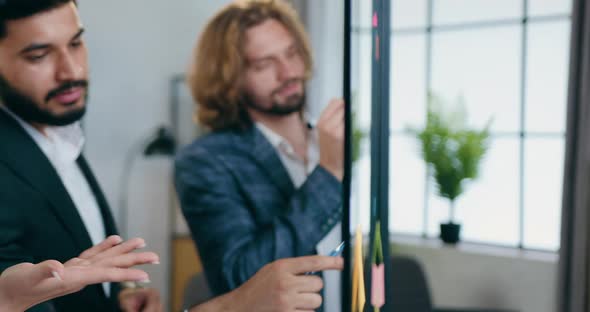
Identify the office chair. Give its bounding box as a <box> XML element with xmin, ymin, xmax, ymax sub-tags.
<box><xmin>182</xmin><ymin>272</ymin><xmax>212</xmax><ymax>311</ymax></box>
<box><xmin>389</xmin><ymin>255</ymin><xmax>518</xmax><ymax>312</ymax></box>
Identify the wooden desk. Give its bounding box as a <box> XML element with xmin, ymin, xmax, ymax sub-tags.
<box><xmin>172</xmin><ymin>236</ymin><xmax>202</xmax><ymax>312</ymax></box>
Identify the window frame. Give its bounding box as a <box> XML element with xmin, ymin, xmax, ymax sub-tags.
<box><xmin>349</xmin><ymin>0</ymin><xmax>571</xmax><ymax>252</ymax></box>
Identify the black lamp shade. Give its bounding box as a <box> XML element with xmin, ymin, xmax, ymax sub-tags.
<box><xmin>143</xmin><ymin>126</ymin><xmax>176</xmax><ymax>156</ymax></box>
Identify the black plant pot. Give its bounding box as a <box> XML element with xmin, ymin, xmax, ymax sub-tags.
<box><xmin>440</xmin><ymin>222</ymin><xmax>461</xmax><ymax>244</ymax></box>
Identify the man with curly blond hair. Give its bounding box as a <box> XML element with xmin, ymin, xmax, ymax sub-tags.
<box><xmin>175</xmin><ymin>1</ymin><xmax>345</xmax><ymax>310</ymax></box>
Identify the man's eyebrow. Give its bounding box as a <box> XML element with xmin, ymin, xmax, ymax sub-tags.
<box><xmin>71</xmin><ymin>28</ymin><xmax>85</xmax><ymax>41</ymax></box>
<box><xmin>19</xmin><ymin>43</ymin><xmax>51</xmax><ymax>55</ymax></box>
<box><xmin>19</xmin><ymin>28</ymin><xmax>85</xmax><ymax>55</ymax></box>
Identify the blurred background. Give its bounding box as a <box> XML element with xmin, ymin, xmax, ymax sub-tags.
<box><xmin>78</xmin><ymin>1</ymin><xmax>572</xmax><ymax>311</ymax></box>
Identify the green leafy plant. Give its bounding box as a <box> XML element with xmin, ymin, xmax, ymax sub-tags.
<box><xmin>350</xmin><ymin>91</ymin><xmax>367</xmax><ymax>164</ymax></box>
<box><xmin>352</xmin><ymin>111</ymin><xmax>366</xmax><ymax>163</ymax></box>
<box><xmin>415</xmin><ymin>94</ymin><xmax>491</xmax><ymax>223</ymax></box>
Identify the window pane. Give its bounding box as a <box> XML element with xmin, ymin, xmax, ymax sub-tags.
<box><xmin>350</xmin><ymin>33</ymin><xmax>372</xmax><ymax>235</ymax></box>
<box><xmin>351</xmin><ymin>33</ymin><xmax>373</xmax><ymax>130</ymax></box>
<box><xmin>392</xmin><ymin>0</ymin><xmax>428</xmax><ymax>30</ymax></box>
<box><xmin>389</xmin><ymin>134</ymin><xmax>426</xmax><ymax>235</ymax></box>
<box><xmin>433</xmin><ymin>0</ymin><xmax>521</xmax><ymax>26</ymax></box>
<box><xmin>427</xmin><ymin>137</ymin><xmax>520</xmax><ymax>247</ymax></box>
<box><xmin>391</xmin><ymin>33</ymin><xmax>427</xmax><ymax>131</ymax></box>
<box><xmin>529</xmin><ymin>0</ymin><xmax>573</xmax><ymax>17</ymax></box>
<box><xmin>431</xmin><ymin>26</ymin><xmax>522</xmax><ymax>133</ymax></box>
<box><xmin>525</xmin><ymin>21</ymin><xmax>571</xmax><ymax>134</ymax></box>
<box><xmin>351</xmin><ymin>0</ymin><xmax>372</xmax><ymax>28</ymax></box>
<box><xmin>351</xmin><ymin>140</ymin><xmax>372</xmax><ymax>234</ymax></box>
<box><xmin>523</xmin><ymin>138</ymin><xmax>564</xmax><ymax>251</ymax></box>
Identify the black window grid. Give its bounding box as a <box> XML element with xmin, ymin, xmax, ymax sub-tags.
<box><xmin>349</xmin><ymin>0</ymin><xmax>571</xmax><ymax>252</ymax></box>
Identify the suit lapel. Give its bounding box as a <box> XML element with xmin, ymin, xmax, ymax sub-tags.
<box><xmin>77</xmin><ymin>156</ymin><xmax>121</xmax><ymax>298</ymax></box>
<box><xmin>77</xmin><ymin>156</ymin><xmax>118</xmax><ymax>236</ymax></box>
<box><xmin>234</xmin><ymin>126</ymin><xmax>295</xmax><ymax>198</ymax></box>
<box><xmin>0</xmin><ymin>109</ymin><xmax>94</xmax><ymax>250</ymax></box>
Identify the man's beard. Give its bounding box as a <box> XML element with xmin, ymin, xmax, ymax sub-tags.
<box><xmin>0</xmin><ymin>75</ymin><xmax>88</xmax><ymax>126</ymax></box>
<box><xmin>244</xmin><ymin>79</ymin><xmax>306</xmax><ymax>116</ymax></box>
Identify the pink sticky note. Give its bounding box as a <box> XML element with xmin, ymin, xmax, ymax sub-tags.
<box><xmin>373</xmin><ymin>12</ymin><xmax>378</xmax><ymax>27</ymax></box>
<box><xmin>375</xmin><ymin>36</ymin><xmax>380</xmax><ymax>60</ymax></box>
<box><xmin>371</xmin><ymin>264</ymin><xmax>385</xmax><ymax>308</ymax></box>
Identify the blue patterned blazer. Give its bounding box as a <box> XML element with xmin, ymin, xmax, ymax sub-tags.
<box><xmin>174</xmin><ymin>125</ymin><xmax>342</xmax><ymax>295</ymax></box>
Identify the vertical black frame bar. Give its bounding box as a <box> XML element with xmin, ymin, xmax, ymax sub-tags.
<box><xmin>370</xmin><ymin>0</ymin><xmax>379</xmax><ymax>229</ymax></box>
<box><xmin>369</xmin><ymin>0</ymin><xmax>393</xmax><ymax>311</ymax></box>
<box><xmin>342</xmin><ymin>0</ymin><xmax>352</xmax><ymax>311</ymax></box>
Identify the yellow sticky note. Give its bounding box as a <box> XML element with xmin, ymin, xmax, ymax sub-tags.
<box><xmin>351</xmin><ymin>226</ymin><xmax>365</xmax><ymax>312</ymax></box>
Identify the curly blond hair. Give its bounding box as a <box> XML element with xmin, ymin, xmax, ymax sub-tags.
<box><xmin>187</xmin><ymin>0</ymin><xmax>313</xmax><ymax>130</ymax></box>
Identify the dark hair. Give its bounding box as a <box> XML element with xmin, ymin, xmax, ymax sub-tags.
<box><xmin>0</xmin><ymin>0</ymin><xmax>76</xmax><ymax>39</ymax></box>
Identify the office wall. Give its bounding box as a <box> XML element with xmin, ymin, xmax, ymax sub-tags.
<box><xmin>305</xmin><ymin>0</ymin><xmax>345</xmax><ymax>118</ymax></box>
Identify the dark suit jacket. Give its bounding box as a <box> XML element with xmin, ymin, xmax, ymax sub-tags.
<box><xmin>174</xmin><ymin>125</ymin><xmax>343</xmax><ymax>295</ymax></box>
<box><xmin>0</xmin><ymin>109</ymin><xmax>121</xmax><ymax>311</ymax></box>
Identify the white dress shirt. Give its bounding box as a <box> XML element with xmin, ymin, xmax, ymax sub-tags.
<box><xmin>1</xmin><ymin>107</ymin><xmax>110</xmax><ymax>296</ymax></box>
<box><xmin>256</xmin><ymin>122</ymin><xmax>342</xmax><ymax>312</ymax></box>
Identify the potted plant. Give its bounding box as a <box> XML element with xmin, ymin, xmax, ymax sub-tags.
<box><xmin>414</xmin><ymin>95</ymin><xmax>491</xmax><ymax>244</ymax></box>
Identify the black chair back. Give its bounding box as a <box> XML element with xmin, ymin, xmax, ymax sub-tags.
<box><xmin>387</xmin><ymin>255</ymin><xmax>434</xmax><ymax>312</ymax></box>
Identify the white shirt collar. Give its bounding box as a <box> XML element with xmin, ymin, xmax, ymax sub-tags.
<box><xmin>255</xmin><ymin>120</ymin><xmax>320</xmax><ymax>188</ymax></box>
<box><xmin>256</xmin><ymin>122</ymin><xmax>288</xmax><ymax>150</ymax></box>
<box><xmin>0</xmin><ymin>106</ymin><xmax>85</xmax><ymax>163</ymax></box>
<box><xmin>255</xmin><ymin>114</ymin><xmax>317</xmax><ymax>152</ymax></box>
<box><xmin>255</xmin><ymin>122</ymin><xmax>318</xmax><ymax>157</ymax></box>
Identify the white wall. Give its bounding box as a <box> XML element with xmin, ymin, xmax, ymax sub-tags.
<box><xmin>304</xmin><ymin>0</ymin><xmax>345</xmax><ymax>118</ymax></box>
<box><xmin>78</xmin><ymin>1</ymin><xmax>233</xmax><ymax>308</ymax></box>
<box><xmin>393</xmin><ymin>237</ymin><xmax>558</xmax><ymax>312</ymax></box>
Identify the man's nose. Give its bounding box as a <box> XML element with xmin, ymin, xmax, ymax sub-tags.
<box><xmin>277</xmin><ymin>58</ymin><xmax>297</xmax><ymax>81</ymax></box>
<box><xmin>56</xmin><ymin>52</ymin><xmax>83</xmax><ymax>82</ymax></box>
